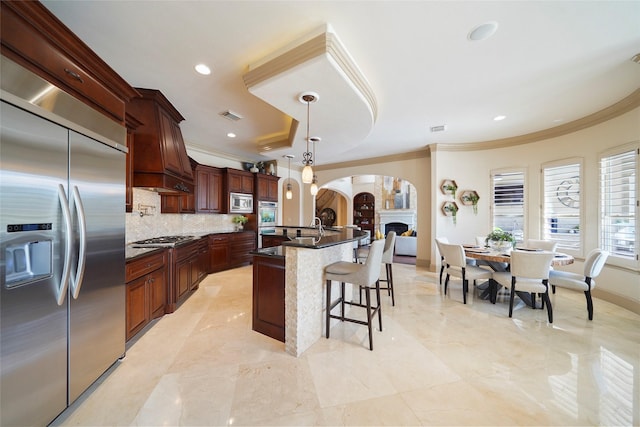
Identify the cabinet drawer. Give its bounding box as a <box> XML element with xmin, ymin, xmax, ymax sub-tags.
<box><xmin>126</xmin><ymin>251</ymin><xmax>166</xmax><ymax>282</ymax></box>
<box><xmin>209</xmin><ymin>234</ymin><xmax>229</xmax><ymax>246</ymax></box>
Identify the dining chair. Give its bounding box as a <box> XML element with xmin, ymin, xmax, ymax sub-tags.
<box><xmin>357</xmin><ymin>231</ymin><xmax>397</xmax><ymax>305</ymax></box>
<box><xmin>435</xmin><ymin>237</ymin><xmax>449</xmax><ymax>285</ymax></box>
<box><xmin>439</xmin><ymin>242</ymin><xmax>493</xmax><ymax>304</ymax></box>
<box><xmin>493</xmin><ymin>250</ymin><xmax>556</xmax><ymax>323</ymax></box>
<box><xmin>526</xmin><ymin>239</ymin><xmax>558</xmax><ymax>252</ymax></box>
<box><xmin>324</xmin><ymin>239</ymin><xmax>385</xmax><ymax>350</ymax></box>
<box><xmin>549</xmin><ymin>248</ymin><xmax>609</xmax><ymax>320</ymax></box>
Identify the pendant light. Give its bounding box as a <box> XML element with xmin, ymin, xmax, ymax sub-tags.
<box><xmin>309</xmin><ymin>138</ymin><xmax>318</xmax><ymax>196</ymax></box>
<box><xmin>299</xmin><ymin>92</ymin><xmax>319</xmax><ymax>184</ymax></box>
<box><xmin>284</xmin><ymin>154</ymin><xmax>294</xmax><ymax>200</ymax></box>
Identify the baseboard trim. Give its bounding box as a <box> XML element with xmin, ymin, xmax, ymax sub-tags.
<box><xmin>593</xmin><ymin>288</ymin><xmax>640</xmax><ymax>316</ymax></box>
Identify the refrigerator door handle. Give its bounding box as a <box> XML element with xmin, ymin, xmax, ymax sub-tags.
<box><xmin>70</xmin><ymin>186</ymin><xmax>87</xmax><ymax>299</ymax></box>
<box><xmin>57</xmin><ymin>184</ymin><xmax>72</xmax><ymax>305</ymax></box>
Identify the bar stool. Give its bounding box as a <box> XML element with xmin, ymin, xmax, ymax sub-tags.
<box><xmin>357</xmin><ymin>231</ymin><xmax>397</xmax><ymax>305</ymax></box>
<box><xmin>325</xmin><ymin>239</ymin><xmax>385</xmax><ymax>350</ymax></box>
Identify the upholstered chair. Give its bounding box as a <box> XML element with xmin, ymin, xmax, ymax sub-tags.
<box><xmin>493</xmin><ymin>250</ymin><xmax>556</xmax><ymax>323</ymax></box>
<box><xmin>549</xmin><ymin>249</ymin><xmax>609</xmax><ymax>320</ymax></box>
<box><xmin>325</xmin><ymin>239</ymin><xmax>385</xmax><ymax>350</ymax></box>
<box><xmin>439</xmin><ymin>242</ymin><xmax>493</xmax><ymax>304</ymax></box>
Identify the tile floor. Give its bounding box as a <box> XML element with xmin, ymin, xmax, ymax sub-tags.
<box><xmin>52</xmin><ymin>263</ymin><xmax>639</xmax><ymax>426</ymax></box>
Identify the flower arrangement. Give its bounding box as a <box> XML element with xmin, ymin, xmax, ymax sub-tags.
<box><xmin>485</xmin><ymin>228</ymin><xmax>515</xmax><ymax>251</ymax></box>
<box><xmin>232</xmin><ymin>215</ymin><xmax>248</xmax><ymax>230</ymax></box>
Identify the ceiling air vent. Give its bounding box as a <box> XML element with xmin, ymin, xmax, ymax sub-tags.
<box><xmin>430</xmin><ymin>124</ymin><xmax>447</xmax><ymax>133</ymax></box>
<box><xmin>220</xmin><ymin>110</ymin><xmax>243</xmax><ymax>121</ymax></box>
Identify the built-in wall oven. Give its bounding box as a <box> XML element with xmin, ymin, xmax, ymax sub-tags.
<box><xmin>257</xmin><ymin>201</ymin><xmax>277</xmax><ymax>247</ymax></box>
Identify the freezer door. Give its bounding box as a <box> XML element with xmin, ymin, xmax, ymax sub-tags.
<box><xmin>68</xmin><ymin>130</ymin><xmax>126</xmax><ymax>403</ymax></box>
<box><xmin>0</xmin><ymin>101</ymin><xmax>69</xmax><ymax>426</ymax></box>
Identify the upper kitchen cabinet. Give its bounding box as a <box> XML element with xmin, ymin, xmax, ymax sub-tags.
<box><xmin>225</xmin><ymin>168</ymin><xmax>254</xmax><ymax>195</ymax></box>
<box><xmin>255</xmin><ymin>174</ymin><xmax>280</xmax><ymax>202</ymax></box>
<box><xmin>126</xmin><ymin>88</ymin><xmax>194</xmax><ymax>194</ymax></box>
<box><xmin>195</xmin><ymin>164</ymin><xmax>224</xmax><ymax>213</ymax></box>
<box><xmin>0</xmin><ymin>1</ymin><xmax>138</xmax><ymax>125</ymax></box>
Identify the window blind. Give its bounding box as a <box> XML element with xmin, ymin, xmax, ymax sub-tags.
<box><xmin>491</xmin><ymin>171</ymin><xmax>524</xmax><ymax>242</ymax></box>
<box><xmin>542</xmin><ymin>162</ymin><xmax>581</xmax><ymax>251</ymax></box>
<box><xmin>600</xmin><ymin>147</ymin><xmax>637</xmax><ymax>260</ymax></box>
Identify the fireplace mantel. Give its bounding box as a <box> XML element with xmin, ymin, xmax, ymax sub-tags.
<box><xmin>378</xmin><ymin>209</ymin><xmax>416</xmax><ymax>233</ymax></box>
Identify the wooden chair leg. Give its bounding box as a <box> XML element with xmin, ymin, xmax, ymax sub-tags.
<box><xmin>325</xmin><ymin>280</ymin><xmax>331</xmax><ymax>338</ymax></box>
<box><xmin>365</xmin><ymin>286</ymin><xmax>373</xmax><ymax>351</ymax></box>
<box><xmin>509</xmin><ymin>283</ymin><xmax>516</xmax><ymax>318</ymax></box>
<box><xmin>375</xmin><ymin>280</ymin><xmax>383</xmax><ymax>332</ymax></box>
<box><xmin>585</xmin><ymin>290</ymin><xmax>594</xmax><ymax>320</ymax></box>
<box><xmin>340</xmin><ymin>282</ymin><xmax>345</xmax><ymax>321</ymax></box>
<box><xmin>543</xmin><ymin>292</ymin><xmax>553</xmax><ymax>323</ymax></box>
<box><xmin>387</xmin><ymin>264</ymin><xmax>395</xmax><ymax>306</ymax></box>
<box><xmin>444</xmin><ymin>274</ymin><xmax>450</xmax><ymax>295</ymax></box>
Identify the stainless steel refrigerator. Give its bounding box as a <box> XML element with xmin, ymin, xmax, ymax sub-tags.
<box><xmin>1</xmin><ymin>59</ymin><xmax>126</xmax><ymax>426</ymax></box>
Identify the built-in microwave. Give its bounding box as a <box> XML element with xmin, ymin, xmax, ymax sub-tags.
<box><xmin>229</xmin><ymin>192</ymin><xmax>254</xmax><ymax>213</ymax></box>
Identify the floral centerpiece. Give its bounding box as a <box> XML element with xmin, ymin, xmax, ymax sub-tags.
<box><xmin>485</xmin><ymin>228</ymin><xmax>515</xmax><ymax>252</ymax></box>
<box><xmin>232</xmin><ymin>215</ymin><xmax>248</xmax><ymax>231</ymax></box>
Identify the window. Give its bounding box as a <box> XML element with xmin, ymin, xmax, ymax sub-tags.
<box><xmin>600</xmin><ymin>143</ymin><xmax>638</xmax><ymax>266</ymax></box>
<box><xmin>542</xmin><ymin>160</ymin><xmax>582</xmax><ymax>253</ymax></box>
<box><xmin>491</xmin><ymin>170</ymin><xmax>525</xmax><ymax>242</ymax></box>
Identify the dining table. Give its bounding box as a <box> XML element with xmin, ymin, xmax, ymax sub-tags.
<box><xmin>463</xmin><ymin>245</ymin><xmax>575</xmax><ymax>307</ymax></box>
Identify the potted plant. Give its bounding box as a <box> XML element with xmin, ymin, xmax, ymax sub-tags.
<box><xmin>232</xmin><ymin>215</ymin><xmax>248</xmax><ymax>231</ymax></box>
<box><xmin>444</xmin><ymin>183</ymin><xmax>457</xmax><ymax>198</ymax></box>
<box><xmin>443</xmin><ymin>202</ymin><xmax>458</xmax><ymax>225</ymax></box>
<box><xmin>461</xmin><ymin>191</ymin><xmax>480</xmax><ymax>215</ymax></box>
<box><xmin>485</xmin><ymin>228</ymin><xmax>516</xmax><ymax>251</ymax></box>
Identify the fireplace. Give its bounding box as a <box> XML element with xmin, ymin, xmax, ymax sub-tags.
<box><xmin>385</xmin><ymin>222</ymin><xmax>408</xmax><ymax>236</ymax></box>
<box><xmin>378</xmin><ymin>209</ymin><xmax>416</xmax><ymax>236</ymax></box>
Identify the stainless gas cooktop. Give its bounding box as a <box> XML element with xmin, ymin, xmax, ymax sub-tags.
<box><xmin>131</xmin><ymin>235</ymin><xmax>195</xmax><ymax>248</ymax></box>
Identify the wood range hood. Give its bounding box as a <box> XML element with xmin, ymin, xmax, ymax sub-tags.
<box><xmin>127</xmin><ymin>88</ymin><xmax>194</xmax><ymax>194</ymax></box>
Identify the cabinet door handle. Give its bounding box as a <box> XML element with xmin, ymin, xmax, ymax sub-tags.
<box><xmin>64</xmin><ymin>68</ymin><xmax>84</xmax><ymax>83</ymax></box>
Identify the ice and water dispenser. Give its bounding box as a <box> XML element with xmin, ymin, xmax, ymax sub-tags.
<box><xmin>4</xmin><ymin>223</ymin><xmax>53</xmax><ymax>288</ymax></box>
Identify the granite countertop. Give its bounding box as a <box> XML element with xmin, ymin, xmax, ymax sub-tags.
<box><xmin>125</xmin><ymin>246</ymin><xmax>165</xmax><ymax>260</ymax></box>
<box><xmin>251</xmin><ymin>245</ymin><xmax>286</xmax><ymax>258</ymax></box>
<box><xmin>260</xmin><ymin>227</ymin><xmax>368</xmax><ymax>250</ymax></box>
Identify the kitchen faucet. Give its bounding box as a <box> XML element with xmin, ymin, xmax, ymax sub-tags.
<box><xmin>310</xmin><ymin>216</ymin><xmax>324</xmax><ymax>236</ymax></box>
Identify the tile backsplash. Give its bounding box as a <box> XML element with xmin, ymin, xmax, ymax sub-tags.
<box><xmin>126</xmin><ymin>188</ymin><xmax>236</xmax><ymax>243</ymax></box>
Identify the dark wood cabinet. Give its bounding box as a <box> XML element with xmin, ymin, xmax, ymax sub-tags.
<box><xmin>169</xmin><ymin>238</ymin><xmax>207</xmax><ymax>311</ymax></box>
<box><xmin>256</xmin><ymin>174</ymin><xmax>280</xmax><ymax>202</ymax></box>
<box><xmin>0</xmin><ymin>1</ymin><xmax>138</xmax><ymax>125</ymax></box>
<box><xmin>229</xmin><ymin>231</ymin><xmax>257</xmax><ymax>268</ymax></box>
<box><xmin>353</xmin><ymin>192</ymin><xmax>375</xmax><ymax>235</ymax></box>
<box><xmin>125</xmin><ymin>113</ymin><xmax>143</xmax><ymax>213</ymax></box>
<box><xmin>160</xmin><ymin>192</ymin><xmax>195</xmax><ymax>214</ymax></box>
<box><xmin>196</xmin><ymin>165</ymin><xmax>224</xmax><ymax>213</ymax></box>
<box><xmin>226</xmin><ymin>168</ymin><xmax>254</xmax><ymax>194</ymax></box>
<box><xmin>126</xmin><ymin>88</ymin><xmax>194</xmax><ymax>193</ymax></box>
<box><xmin>262</xmin><ymin>235</ymin><xmax>289</xmax><ymax>248</ymax></box>
<box><xmin>208</xmin><ymin>232</ymin><xmax>256</xmax><ymax>272</ymax></box>
<box><xmin>125</xmin><ymin>250</ymin><xmax>168</xmax><ymax>341</ymax></box>
<box><xmin>252</xmin><ymin>253</ymin><xmax>285</xmax><ymax>342</ymax></box>
<box><xmin>208</xmin><ymin>234</ymin><xmax>230</xmax><ymax>273</ymax></box>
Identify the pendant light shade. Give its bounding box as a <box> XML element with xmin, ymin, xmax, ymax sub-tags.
<box><xmin>299</xmin><ymin>92</ymin><xmax>318</xmax><ymax>184</ymax></box>
<box><xmin>310</xmin><ymin>175</ymin><xmax>318</xmax><ymax>196</ymax></box>
<box><xmin>301</xmin><ymin>165</ymin><xmax>313</xmax><ymax>184</ymax></box>
<box><xmin>284</xmin><ymin>154</ymin><xmax>294</xmax><ymax>199</ymax></box>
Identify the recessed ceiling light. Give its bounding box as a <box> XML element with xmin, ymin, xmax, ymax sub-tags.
<box><xmin>493</xmin><ymin>115</ymin><xmax>506</xmax><ymax>121</ymax></box>
<box><xmin>468</xmin><ymin>21</ymin><xmax>499</xmax><ymax>41</ymax></box>
<box><xmin>227</xmin><ymin>132</ymin><xmax>236</xmax><ymax>138</ymax></box>
<box><xmin>553</xmin><ymin>118</ymin><xmax>564</xmax><ymax>123</ymax></box>
<box><xmin>194</xmin><ymin>63</ymin><xmax>211</xmax><ymax>75</ymax></box>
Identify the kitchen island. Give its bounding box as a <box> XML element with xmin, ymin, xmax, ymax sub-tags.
<box><xmin>252</xmin><ymin>227</ymin><xmax>368</xmax><ymax>356</ymax></box>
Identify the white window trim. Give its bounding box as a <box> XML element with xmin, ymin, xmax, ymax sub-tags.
<box><xmin>599</xmin><ymin>141</ymin><xmax>639</xmax><ymax>270</ymax></box>
<box><xmin>490</xmin><ymin>167</ymin><xmax>527</xmax><ymax>242</ymax></box>
<box><xmin>541</xmin><ymin>157</ymin><xmax>584</xmax><ymax>258</ymax></box>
